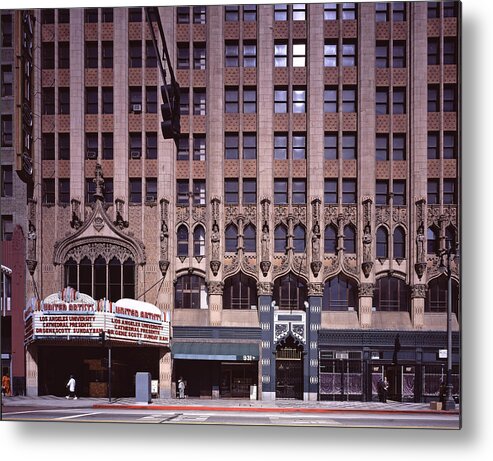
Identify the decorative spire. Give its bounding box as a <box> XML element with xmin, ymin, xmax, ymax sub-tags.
<box><xmin>93</xmin><ymin>163</ymin><xmax>105</xmax><ymax>201</ymax></box>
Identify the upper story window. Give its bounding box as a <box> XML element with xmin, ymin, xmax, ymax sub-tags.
<box><xmin>102</xmin><ymin>8</ymin><xmax>113</xmax><ymax>23</ymax></box>
<box><xmin>128</xmin><ymin>8</ymin><xmax>142</xmax><ymax>23</ymax></box>
<box><xmin>177</xmin><ymin>7</ymin><xmax>190</xmax><ymax>24</ymax></box>
<box><xmin>85</xmin><ymin>42</ymin><xmax>98</xmax><ymax>68</ymax></box>
<box><xmin>193</xmin><ymin>6</ymin><xmax>206</xmax><ymax>24</ymax></box>
<box><xmin>243</xmin><ymin>5</ymin><xmax>257</xmax><ymax>21</ymax></box>
<box><xmin>194</xmin><ymin>43</ymin><xmax>206</xmax><ymax>69</ymax></box>
<box><xmin>225</xmin><ymin>41</ymin><xmax>239</xmax><ymax>67</ymax></box>
<box><xmin>1</xmin><ymin>15</ymin><xmax>12</xmax><ymax>48</ymax></box>
<box><xmin>292</xmin><ymin>4</ymin><xmax>306</xmax><ymax>21</ymax></box>
<box><xmin>41</xmin><ymin>9</ymin><xmax>55</xmax><ymax>24</ymax></box>
<box><xmin>274</xmin><ymin>4</ymin><xmax>288</xmax><ymax>21</ymax></box>
<box><xmin>129</xmin><ymin>41</ymin><xmax>142</xmax><ymax>68</ymax></box>
<box><xmin>1</xmin><ymin>115</ymin><xmax>12</xmax><ymax>147</ymax></box>
<box><xmin>292</xmin><ymin>42</ymin><xmax>306</xmax><ymax>67</ymax></box>
<box><xmin>225</xmin><ymin>5</ymin><xmax>239</xmax><ymax>21</ymax></box>
<box><xmin>1</xmin><ymin>166</ymin><xmax>13</xmax><ymax>197</ymax></box>
<box><xmin>274</xmin><ymin>41</ymin><xmax>288</xmax><ymax>67</ymax></box>
<box><xmin>1</xmin><ymin>215</ymin><xmax>13</xmax><ymax>241</ymax></box>
<box><xmin>85</xmin><ymin>8</ymin><xmax>98</xmax><ymax>23</ymax></box>
<box><xmin>175</xmin><ymin>274</ymin><xmax>207</xmax><ymax>309</ymax></box>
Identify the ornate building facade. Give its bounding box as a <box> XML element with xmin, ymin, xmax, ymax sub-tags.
<box><xmin>18</xmin><ymin>2</ymin><xmax>460</xmax><ymax>401</ymax></box>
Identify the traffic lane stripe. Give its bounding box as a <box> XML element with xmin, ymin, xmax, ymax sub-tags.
<box><xmin>55</xmin><ymin>412</ymin><xmax>103</xmax><ymax>420</ymax></box>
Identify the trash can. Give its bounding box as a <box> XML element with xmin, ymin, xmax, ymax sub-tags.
<box><xmin>135</xmin><ymin>372</ymin><xmax>152</xmax><ymax>404</ymax></box>
<box><xmin>250</xmin><ymin>384</ymin><xmax>257</xmax><ymax>400</ymax></box>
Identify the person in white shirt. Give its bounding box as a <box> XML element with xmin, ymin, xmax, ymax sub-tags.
<box><xmin>66</xmin><ymin>375</ymin><xmax>77</xmax><ymax>400</ymax></box>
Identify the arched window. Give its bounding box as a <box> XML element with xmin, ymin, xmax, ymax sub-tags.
<box><xmin>273</xmin><ymin>273</ymin><xmax>307</xmax><ymax>310</ymax></box>
<box><xmin>374</xmin><ymin>277</ymin><xmax>409</xmax><ymax>312</ymax></box>
<box><xmin>177</xmin><ymin>224</ymin><xmax>189</xmax><ymax>257</ymax></box>
<box><xmin>425</xmin><ymin>275</ymin><xmax>459</xmax><ymax>317</ymax></box>
<box><xmin>175</xmin><ymin>274</ymin><xmax>207</xmax><ymax>309</ymax></box>
<box><xmin>427</xmin><ymin>226</ymin><xmax>439</xmax><ymax>255</ymax></box>
<box><xmin>322</xmin><ymin>275</ymin><xmax>357</xmax><ymax>311</ymax></box>
<box><xmin>123</xmin><ymin>258</ymin><xmax>135</xmax><ymax>298</ymax></box>
<box><xmin>393</xmin><ymin>226</ymin><xmax>406</xmax><ymax>259</ymax></box>
<box><xmin>225</xmin><ymin>224</ymin><xmax>238</xmax><ymax>252</ymax></box>
<box><xmin>274</xmin><ymin>224</ymin><xmax>288</xmax><ymax>253</ymax></box>
<box><xmin>94</xmin><ymin>256</ymin><xmax>106</xmax><ymax>300</ymax></box>
<box><xmin>64</xmin><ymin>258</ymin><xmax>77</xmax><ymax>288</ymax></box>
<box><xmin>344</xmin><ymin>225</ymin><xmax>356</xmax><ymax>253</ymax></box>
<box><xmin>445</xmin><ymin>225</ymin><xmax>456</xmax><ymax>250</ymax></box>
<box><xmin>79</xmin><ymin>257</ymin><xmax>92</xmax><ymax>296</ymax></box>
<box><xmin>108</xmin><ymin>257</ymin><xmax>121</xmax><ymax>301</ymax></box>
<box><xmin>223</xmin><ymin>272</ymin><xmax>258</xmax><ymax>309</ymax></box>
<box><xmin>376</xmin><ymin>227</ymin><xmax>389</xmax><ymax>258</ymax></box>
<box><xmin>324</xmin><ymin>224</ymin><xmax>337</xmax><ymax>253</ymax></box>
<box><xmin>193</xmin><ymin>225</ymin><xmax>205</xmax><ymax>257</ymax></box>
<box><xmin>244</xmin><ymin>224</ymin><xmax>256</xmax><ymax>252</ymax></box>
<box><xmin>293</xmin><ymin>224</ymin><xmax>306</xmax><ymax>253</ymax></box>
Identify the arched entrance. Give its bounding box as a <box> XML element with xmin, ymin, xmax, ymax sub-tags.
<box><xmin>275</xmin><ymin>335</ymin><xmax>303</xmax><ymax>399</ymax></box>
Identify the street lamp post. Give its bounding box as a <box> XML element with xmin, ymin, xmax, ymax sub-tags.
<box><xmin>440</xmin><ymin>239</ymin><xmax>457</xmax><ymax>411</ymax></box>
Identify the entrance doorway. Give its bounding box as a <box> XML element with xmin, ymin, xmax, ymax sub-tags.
<box><xmin>275</xmin><ymin>336</ymin><xmax>303</xmax><ymax>399</ymax></box>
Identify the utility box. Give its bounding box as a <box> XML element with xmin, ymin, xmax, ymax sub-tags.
<box><xmin>135</xmin><ymin>372</ymin><xmax>152</xmax><ymax>404</ymax></box>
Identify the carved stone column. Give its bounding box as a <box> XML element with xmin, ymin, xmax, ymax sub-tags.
<box><xmin>310</xmin><ymin>199</ymin><xmax>322</xmax><ymax>277</ymax></box>
<box><xmin>159</xmin><ymin>349</ymin><xmax>172</xmax><ymax>398</ymax></box>
<box><xmin>359</xmin><ymin>282</ymin><xmax>374</xmax><ymax>329</ymax></box>
<box><xmin>208</xmin><ymin>281</ymin><xmax>224</xmax><ymax>326</ymax></box>
<box><xmin>210</xmin><ymin>197</ymin><xmax>221</xmax><ymax>276</ymax></box>
<box><xmin>260</xmin><ymin>198</ymin><xmax>271</xmax><ymax>276</ymax></box>
<box><xmin>411</xmin><ymin>284</ymin><xmax>427</xmax><ymax>329</ymax></box>
<box><xmin>361</xmin><ymin>197</ymin><xmax>373</xmax><ymax>278</ymax></box>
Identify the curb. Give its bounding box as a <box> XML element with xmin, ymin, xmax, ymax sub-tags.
<box><xmin>92</xmin><ymin>403</ymin><xmax>460</xmax><ymax>416</ymax></box>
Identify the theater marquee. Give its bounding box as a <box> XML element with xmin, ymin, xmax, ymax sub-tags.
<box><xmin>24</xmin><ymin>288</ymin><xmax>170</xmax><ymax>347</ymax></box>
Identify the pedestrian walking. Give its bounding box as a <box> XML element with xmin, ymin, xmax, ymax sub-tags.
<box><xmin>378</xmin><ymin>376</ymin><xmax>389</xmax><ymax>403</ymax></box>
<box><xmin>66</xmin><ymin>375</ymin><xmax>77</xmax><ymax>399</ymax></box>
<box><xmin>2</xmin><ymin>370</ymin><xmax>11</xmax><ymax>397</ymax></box>
<box><xmin>178</xmin><ymin>377</ymin><xmax>185</xmax><ymax>399</ymax></box>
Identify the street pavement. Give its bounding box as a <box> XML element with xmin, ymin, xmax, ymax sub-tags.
<box><xmin>1</xmin><ymin>394</ymin><xmax>460</xmax><ymax>415</ymax></box>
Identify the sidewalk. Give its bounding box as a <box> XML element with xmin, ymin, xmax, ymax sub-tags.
<box><xmin>1</xmin><ymin>395</ymin><xmax>460</xmax><ymax>415</ymax></box>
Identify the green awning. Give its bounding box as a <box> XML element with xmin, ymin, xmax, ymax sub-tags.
<box><xmin>172</xmin><ymin>342</ymin><xmax>259</xmax><ymax>361</ymax></box>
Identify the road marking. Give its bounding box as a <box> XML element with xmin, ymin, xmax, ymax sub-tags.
<box><xmin>54</xmin><ymin>412</ymin><xmax>102</xmax><ymax>421</ymax></box>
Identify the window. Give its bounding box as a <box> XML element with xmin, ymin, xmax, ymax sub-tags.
<box><xmin>292</xmin><ymin>179</ymin><xmax>306</xmax><ymax>204</ymax></box>
<box><xmin>342</xmin><ymin>133</ymin><xmax>357</xmax><ymax>160</ymax></box>
<box><xmin>392</xmin><ymin>2</ymin><xmax>406</xmax><ymax>21</ymax></box>
<box><xmin>102</xmin><ymin>41</ymin><xmax>113</xmax><ymax>68</ymax></box>
<box><xmin>293</xmin><ymin>225</ymin><xmax>306</xmax><ymax>253</ymax></box>
<box><xmin>193</xmin><ymin>135</ymin><xmax>206</xmax><ymax>160</ymax></box>
<box><xmin>128</xmin><ymin>8</ymin><xmax>142</xmax><ymax>22</ymax></box>
<box><xmin>225</xmin><ymin>179</ymin><xmax>239</xmax><ymax>204</ymax></box>
<box><xmin>324</xmin><ymin>41</ymin><xmax>337</xmax><ymax>67</ymax></box>
<box><xmin>1</xmin><ymin>216</ymin><xmax>13</xmax><ymax>241</ymax></box>
<box><xmin>274</xmin><ymin>225</ymin><xmax>288</xmax><ymax>253</ymax></box>
<box><xmin>177</xmin><ymin>225</ymin><xmax>189</xmax><ymax>257</ymax></box>
<box><xmin>243</xmin><ymin>87</ymin><xmax>257</xmax><ymax>113</ymax></box>
<box><xmin>243</xmin><ymin>42</ymin><xmax>257</xmax><ymax>67</ymax></box>
<box><xmin>1</xmin><ymin>166</ymin><xmax>13</xmax><ymax>197</ymax></box>
<box><xmin>443</xmin><ymin>85</ymin><xmax>457</xmax><ymax>112</ymax></box>
<box><xmin>129</xmin><ymin>86</ymin><xmax>142</xmax><ymax>111</ymax></box>
<box><xmin>293</xmin><ymin>4</ymin><xmax>306</xmax><ymax>21</ymax></box>
<box><xmin>1</xmin><ymin>15</ymin><xmax>12</xmax><ymax>47</ymax></box>
<box><xmin>41</xmin><ymin>9</ymin><xmax>55</xmax><ymax>24</ymax></box>
<box><xmin>342</xmin><ymin>41</ymin><xmax>356</xmax><ymax>66</ymax></box>
<box><xmin>274</xmin><ymin>87</ymin><xmax>288</xmax><ymax>113</ymax></box>
<box><xmin>243</xmin><ymin>5</ymin><xmax>257</xmax><ymax>21</ymax></box>
<box><xmin>43</xmin><ymin>87</ymin><xmax>55</xmax><ymax>115</ymax></box>
<box><xmin>292</xmin><ymin>42</ymin><xmax>306</xmax><ymax>67</ymax></box>
<box><xmin>145</xmin><ymin>41</ymin><xmax>157</xmax><ymax>68</ymax></box>
<box><xmin>43</xmin><ymin>179</ymin><xmax>55</xmax><ymax>205</ymax></box>
<box><xmin>428</xmin><ymin>85</ymin><xmax>439</xmax><ymax>112</ymax></box>
<box><xmin>274</xmin><ymin>134</ymin><xmax>288</xmax><ymax>160</ymax></box>
<box><xmin>145</xmin><ymin>178</ymin><xmax>157</xmax><ymax>203</ymax></box>
<box><xmin>225</xmin><ymin>87</ymin><xmax>239</xmax><ymax>113</ymax></box>
<box><xmin>177</xmin><ymin>137</ymin><xmax>189</xmax><ymax>160</ymax></box>
<box><xmin>393</xmin><ymin>87</ymin><xmax>406</xmax><ymax>114</ymax></box>
<box><xmin>443</xmin><ymin>179</ymin><xmax>457</xmax><ymax>204</ymax></box>
<box><xmin>274</xmin><ymin>41</ymin><xmax>288</xmax><ymax>67</ymax></box>
<box><xmin>243</xmin><ymin>133</ymin><xmax>257</xmax><ymax>159</ymax></box>
<box><xmin>324</xmin><ymin>225</ymin><xmax>338</xmax><ymax>253</ymax></box>
<box><xmin>42</xmin><ymin>133</ymin><xmax>55</xmax><ymax>160</ymax></box>
<box><xmin>58</xmin><ymin>42</ymin><xmax>70</xmax><ymax>69</ymax></box>
<box><xmin>129</xmin><ymin>179</ymin><xmax>142</xmax><ymax>204</ymax></box>
<box><xmin>193</xmin><ymin>180</ymin><xmax>206</xmax><ymax>205</ymax></box>
<box><xmin>443</xmin><ymin>132</ymin><xmax>457</xmax><ymax>159</ymax></box>
<box><xmin>292</xmin><ymin>134</ymin><xmax>306</xmax><ymax>160</ymax></box>
<box><xmin>342</xmin><ymin>87</ymin><xmax>356</xmax><ymax>112</ymax></box>
<box><xmin>244</xmin><ymin>224</ymin><xmax>257</xmax><ymax>252</ymax></box>
<box><xmin>376</xmin><ymin>88</ymin><xmax>388</xmax><ymax>114</ymax></box>
<box><xmin>102</xmin><ymin>133</ymin><xmax>113</xmax><ymax>160</ymax></box>
<box><xmin>1</xmin><ymin>115</ymin><xmax>12</xmax><ymax>147</ymax></box>
<box><xmin>177</xmin><ymin>7</ymin><xmax>190</xmax><ymax>23</ymax></box>
<box><xmin>193</xmin><ymin>43</ymin><xmax>206</xmax><ymax>69</ymax></box>
<box><xmin>1</xmin><ymin>66</ymin><xmax>13</xmax><ymax>97</ymax></box>
<box><xmin>393</xmin><ymin>134</ymin><xmax>406</xmax><ymax>160</ymax></box>
<box><xmin>376</xmin><ymin>134</ymin><xmax>389</xmax><ymax>161</ymax></box>
<box><xmin>374</xmin><ymin>277</ymin><xmax>409</xmax><ymax>312</ymax></box>
<box><xmin>375</xmin><ymin>3</ymin><xmax>389</xmax><ymax>22</ymax></box>
<box><xmin>292</xmin><ymin>87</ymin><xmax>306</xmax><ymax>113</ymax></box>
<box><xmin>324</xmin><ymin>3</ymin><xmax>337</xmax><ymax>20</ymax></box>
<box><xmin>85</xmin><ymin>87</ymin><xmax>98</xmax><ymax>114</ymax></box>
<box><xmin>342</xmin><ymin>179</ymin><xmax>356</xmax><ymax>204</ymax></box>
<box><xmin>376</xmin><ymin>180</ymin><xmax>388</xmax><ymax>205</ymax></box>
<box><xmin>274</xmin><ymin>4</ymin><xmax>288</xmax><ymax>21</ymax></box>
<box><xmin>394</xmin><ymin>226</ymin><xmax>406</xmax><ymax>259</ymax></box>
<box><xmin>393</xmin><ymin>41</ymin><xmax>406</xmax><ymax>68</ymax></box>
<box><xmin>376</xmin><ymin>42</ymin><xmax>389</xmax><ymax>68</ymax></box>
<box><xmin>86</xmin><ymin>133</ymin><xmax>98</xmax><ymax>159</ymax></box>
<box><xmin>426</xmin><ymin>276</ymin><xmax>459</xmax><ymax>315</ymax></box>
<box><xmin>193</xmin><ymin>89</ymin><xmax>206</xmax><ymax>115</ymax></box>
<box><xmin>427</xmin><ymin>2</ymin><xmax>440</xmax><ymax>18</ymax></box>
<box><xmin>225</xmin><ymin>224</ymin><xmax>238</xmax><ymax>252</ymax></box>
<box><xmin>177</xmin><ymin>180</ymin><xmax>189</xmax><ymax>205</ymax></box>
<box><xmin>428</xmin><ymin>132</ymin><xmax>439</xmax><ymax>159</ymax></box>
<box><xmin>177</xmin><ymin>43</ymin><xmax>190</xmax><ymax>69</ymax></box>
<box><xmin>145</xmin><ymin>86</ymin><xmax>157</xmax><ymax>113</ymax></box>
<box><xmin>59</xmin><ymin>179</ymin><xmax>70</xmax><ymax>205</ymax></box>
<box><xmin>393</xmin><ymin>180</ymin><xmax>406</xmax><ymax>205</ymax></box>
<box><xmin>85</xmin><ymin>42</ymin><xmax>98</xmax><ymax>68</ymax></box>
<box><xmin>427</xmin><ymin>179</ymin><xmax>439</xmax><ymax>204</ymax></box>
<box><xmin>102</xmin><ymin>8</ymin><xmax>113</xmax><ymax>23</ymax></box>
<box><xmin>59</xmin><ymin>133</ymin><xmax>70</xmax><ymax>160</ymax></box>
<box><xmin>225</xmin><ymin>5</ymin><xmax>239</xmax><ymax>21</ymax></box>
<box><xmin>225</xmin><ymin>133</ymin><xmax>239</xmax><ymax>159</ymax></box>
<box><xmin>274</xmin><ymin>179</ymin><xmax>288</xmax><ymax>205</ymax></box>
<box><xmin>274</xmin><ymin>273</ymin><xmax>308</xmax><ymax>311</ymax></box>
<box><xmin>193</xmin><ymin>6</ymin><xmax>206</xmax><ymax>24</ymax></box>
<box><xmin>129</xmin><ymin>132</ymin><xmax>142</xmax><ymax>158</ymax></box>
<box><xmin>102</xmin><ymin>87</ymin><xmax>113</xmax><ymax>114</ymax></box>
<box><xmin>193</xmin><ymin>226</ymin><xmax>206</xmax><ymax>257</ymax></box>
<box><xmin>428</xmin><ymin>38</ymin><xmax>440</xmax><ymax>65</ymax></box>
<box><xmin>323</xmin><ymin>275</ymin><xmax>358</xmax><ymax>311</ymax></box>
<box><xmin>324</xmin><ymin>179</ymin><xmax>337</xmax><ymax>204</ymax></box>
<box><xmin>427</xmin><ymin>227</ymin><xmax>439</xmax><ymax>255</ymax></box>
<box><xmin>85</xmin><ymin>8</ymin><xmax>98</xmax><ymax>23</ymax></box>
<box><xmin>86</xmin><ymin>178</ymin><xmax>96</xmax><ymax>203</ymax></box>
<box><xmin>324</xmin><ymin>87</ymin><xmax>337</xmax><ymax>113</ymax></box>
<box><xmin>58</xmin><ymin>87</ymin><xmax>70</xmax><ymax>114</ymax></box>
<box><xmin>225</xmin><ymin>41</ymin><xmax>239</xmax><ymax>67</ymax></box>
<box><xmin>175</xmin><ymin>274</ymin><xmax>207</xmax><ymax>309</ymax></box>
<box><xmin>180</xmin><ymin>88</ymin><xmax>190</xmax><ymax>115</ymax></box>
<box><xmin>344</xmin><ymin>225</ymin><xmax>356</xmax><ymax>253</ymax></box>
<box><xmin>342</xmin><ymin>3</ymin><xmax>357</xmax><ymax>20</ymax></box>
<box><xmin>223</xmin><ymin>273</ymin><xmax>257</xmax><ymax>310</ymax></box>
<box><xmin>324</xmin><ymin>133</ymin><xmax>338</xmax><ymax>159</ymax></box>
<box><xmin>129</xmin><ymin>41</ymin><xmax>142</xmax><ymax>68</ymax></box>
<box><xmin>42</xmin><ymin>42</ymin><xmax>55</xmax><ymax>69</ymax></box>
<box><xmin>243</xmin><ymin>179</ymin><xmax>257</xmax><ymax>204</ymax></box>
<box><xmin>444</xmin><ymin>38</ymin><xmax>457</xmax><ymax>65</ymax></box>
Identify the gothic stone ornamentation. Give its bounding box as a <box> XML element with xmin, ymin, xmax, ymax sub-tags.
<box><xmin>324</xmin><ymin>205</ymin><xmax>339</xmax><ymax>226</ymax></box>
<box><xmin>392</xmin><ymin>207</ymin><xmax>407</xmax><ymax>226</ymax></box>
<box><xmin>411</xmin><ymin>284</ymin><xmax>427</xmax><ymax>298</ymax></box>
<box><xmin>342</xmin><ymin>205</ymin><xmax>357</xmax><ymax>226</ymax></box>
<box><xmin>67</xmin><ymin>241</ymin><xmax>133</xmax><ymax>264</ymax></box>
<box><xmin>323</xmin><ymin>255</ymin><xmax>339</xmax><ymax>278</ymax></box>
<box><xmin>376</xmin><ymin>206</ymin><xmax>391</xmax><ymax>226</ymax></box>
<box><xmin>159</xmin><ymin>260</ymin><xmax>170</xmax><ymax>277</ymax></box>
<box><xmin>210</xmin><ymin>260</ymin><xmax>221</xmax><ymax>276</ymax></box>
<box><xmin>272</xmin><ymin>255</ymin><xmax>289</xmax><ymax>277</ymax></box>
<box><xmin>93</xmin><ymin>215</ymin><xmax>105</xmax><ymax>232</ymax></box>
<box><xmin>224</xmin><ymin>205</ymin><xmax>240</xmax><ymax>224</ymax></box>
<box><xmin>362</xmin><ymin>261</ymin><xmax>373</xmax><ymax>278</ymax></box>
<box><xmin>257</xmin><ymin>282</ymin><xmax>274</xmax><ymax>296</ymax></box>
<box><xmin>343</xmin><ymin>255</ymin><xmax>358</xmax><ymax>276</ymax></box>
<box><xmin>192</xmin><ymin>205</ymin><xmax>206</xmax><ymax>224</ymax></box>
<box><xmin>207</xmin><ymin>281</ymin><xmax>224</xmax><ymax>295</ymax></box>
<box><xmin>176</xmin><ymin>206</ymin><xmax>190</xmax><ymax>224</ymax></box>
<box><xmin>308</xmin><ymin>282</ymin><xmax>324</xmax><ymax>296</ymax></box>
<box><xmin>359</xmin><ymin>282</ymin><xmax>375</xmax><ymax>297</ymax></box>
<box><xmin>70</xmin><ymin>199</ymin><xmax>83</xmax><ymax>229</ymax></box>
<box><xmin>291</xmin><ymin>205</ymin><xmax>307</xmax><ymax>226</ymax></box>
<box><xmin>260</xmin><ymin>260</ymin><xmax>271</xmax><ymax>277</ymax></box>
<box><xmin>274</xmin><ymin>206</ymin><xmax>289</xmax><ymax>225</ymax></box>
<box><xmin>311</xmin><ymin>260</ymin><xmax>322</xmax><ymax>277</ymax></box>
<box><xmin>223</xmin><ymin>255</ymin><xmax>239</xmax><ymax>277</ymax></box>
